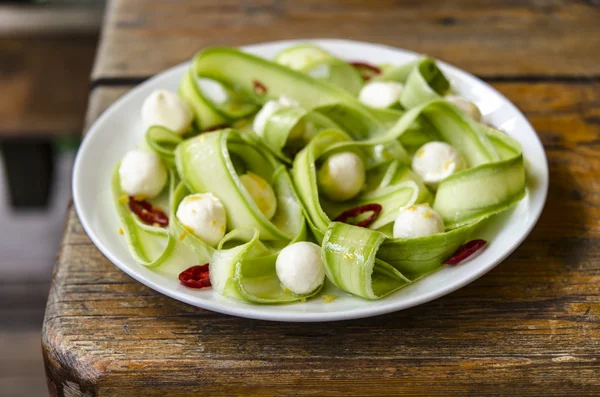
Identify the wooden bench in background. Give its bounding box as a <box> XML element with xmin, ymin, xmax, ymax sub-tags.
<box><xmin>0</xmin><ymin>1</ymin><xmax>102</xmax><ymax>207</ymax></box>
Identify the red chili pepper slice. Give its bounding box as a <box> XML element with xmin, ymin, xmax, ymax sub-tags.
<box><xmin>128</xmin><ymin>197</ymin><xmax>169</xmax><ymax>227</ymax></box>
<box><xmin>178</xmin><ymin>264</ymin><xmax>211</xmax><ymax>289</ymax></box>
<box><xmin>334</xmin><ymin>203</ymin><xmax>383</xmax><ymax>228</ymax></box>
<box><xmin>349</xmin><ymin>61</ymin><xmax>382</xmax><ymax>81</ymax></box>
<box><xmin>252</xmin><ymin>80</ymin><xmax>267</xmax><ymax>95</ymax></box>
<box><xmin>444</xmin><ymin>239</ymin><xmax>487</xmax><ymax>265</ymax></box>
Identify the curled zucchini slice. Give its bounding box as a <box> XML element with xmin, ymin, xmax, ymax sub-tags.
<box><xmin>275</xmin><ymin>44</ymin><xmax>364</xmax><ymax>95</ymax></box>
<box><xmin>318</xmin><ymin>101</ymin><xmax>525</xmax><ymax>298</ymax></box>
<box><xmin>113</xmin><ymin>45</ymin><xmax>528</xmax><ymax>305</ymax></box>
<box><xmin>145</xmin><ymin>125</ymin><xmax>184</xmax><ymax>168</ymax></box>
<box><xmin>175</xmin><ymin>128</ymin><xmax>305</xmax><ymax>241</ymax></box>
<box><xmin>375</xmin><ymin>57</ymin><xmax>450</xmax><ymax>108</ymax></box>
<box><xmin>111</xmin><ymin>166</ymin><xmax>175</xmax><ymax>267</ymax></box>
<box><xmin>292</xmin><ymin>128</ymin><xmax>423</xmax><ymax>242</ymax></box>
<box><xmin>209</xmin><ymin>224</ymin><xmax>322</xmax><ymax>303</ymax></box>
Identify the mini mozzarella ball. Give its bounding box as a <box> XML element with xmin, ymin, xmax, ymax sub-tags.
<box><xmin>445</xmin><ymin>95</ymin><xmax>482</xmax><ymax>121</ymax></box>
<box><xmin>176</xmin><ymin>193</ymin><xmax>226</xmax><ymax>247</ymax></box>
<box><xmin>119</xmin><ymin>150</ymin><xmax>167</xmax><ymax>198</ymax></box>
<box><xmin>141</xmin><ymin>90</ymin><xmax>193</xmax><ymax>134</ymax></box>
<box><xmin>276</xmin><ymin>242</ymin><xmax>325</xmax><ymax>295</ymax></box>
<box><xmin>317</xmin><ymin>152</ymin><xmax>366</xmax><ymax>202</ymax></box>
<box><xmin>239</xmin><ymin>172</ymin><xmax>278</xmax><ymax>220</ymax></box>
<box><xmin>252</xmin><ymin>96</ymin><xmax>299</xmax><ymax>136</ymax></box>
<box><xmin>412</xmin><ymin>142</ymin><xmax>466</xmax><ymax>185</ymax></box>
<box><xmin>393</xmin><ymin>204</ymin><xmax>445</xmax><ymax>239</ymax></box>
<box><xmin>358</xmin><ymin>81</ymin><xmax>404</xmax><ymax>109</ymax></box>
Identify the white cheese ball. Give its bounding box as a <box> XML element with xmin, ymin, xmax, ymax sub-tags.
<box><xmin>412</xmin><ymin>142</ymin><xmax>466</xmax><ymax>186</ymax></box>
<box><xmin>317</xmin><ymin>152</ymin><xmax>365</xmax><ymax>202</ymax></box>
<box><xmin>176</xmin><ymin>193</ymin><xmax>226</xmax><ymax>247</ymax></box>
<box><xmin>252</xmin><ymin>96</ymin><xmax>299</xmax><ymax>136</ymax></box>
<box><xmin>393</xmin><ymin>204</ymin><xmax>445</xmax><ymax>239</ymax></box>
<box><xmin>358</xmin><ymin>81</ymin><xmax>404</xmax><ymax>109</ymax></box>
<box><xmin>239</xmin><ymin>172</ymin><xmax>278</xmax><ymax>220</ymax></box>
<box><xmin>276</xmin><ymin>242</ymin><xmax>325</xmax><ymax>295</ymax></box>
<box><xmin>118</xmin><ymin>150</ymin><xmax>167</xmax><ymax>198</ymax></box>
<box><xmin>142</xmin><ymin>89</ymin><xmax>193</xmax><ymax>135</ymax></box>
<box><xmin>445</xmin><ymin>95</ymin><xmax>482</xmax><ymax>121</ymax></box>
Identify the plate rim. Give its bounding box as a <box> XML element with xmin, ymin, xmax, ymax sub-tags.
<box><xmin>73</xmin><ymin>38</ymin><xmax>549</xmax><ymax>322</ymax></box>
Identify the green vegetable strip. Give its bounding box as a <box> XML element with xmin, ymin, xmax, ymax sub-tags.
<box><xmin>302</xmin><ymin>100</ymin><xmax>521</xmax><ymax>228</ymax></box>
<box><xmin>113</xmin><ymin>45</ymin><xmax>528</xmax><ymax>305</ymax></box>
<box><xmin>374</xmin><ymin>59</ymin><xmax>420</xmax><ymax>83</ymax></box>
<box><xmin>322</xmin><ymin>182</ymin><xmax>419</xmax><ymax>230</ymax></box>
<box><xmin>262</xmin><ymin>107</ymin><xmax>307</xmax><ymax>162</ymax></box>
<box><xmin>423</xmin><ymin>103</ymin><xmax>499</xmax><ymax>166</ymax></box>
<box><xmin>192</xmin><ymin>47</ymin><xmax>408</xmax><ymax>131</ymax></box>
<box><xmin>322</xmin><ymin>219</ymin><xmax>482</xmax><ymax>299</ymax></box>
<box><xmin>275</xmin><ymin>44</ymin><xmax>364</xmax><ymax>95</ymax></box>
<box><xmin>179</xmin><ymin>68</ymin><xmax>228</xmax><ymax>130</ymax></box>
<box><xmin>175</xmin><ymin>129</ymin><xmax>304</xmax><ymax>241</ymax></box>
<box><xmin>189</xmin><ymin>47</ymin><xmax>439</xmax><ymax>140</ymax></box>
<box><xmin>314</xmin><ymin>103</ymin><xmax>384</xmax><ymax>141</ymax></box>
<box><xmin>193</xmin><ymin>48</ymin><xmax>359</xmax><ymax>108</ymax></box>
<box><xmin>209</xmin><ymin>224</ymin><xmax>321</xmax><ymax>303</ymax></box>
<box><xmin>111</xmin><ymin>166</ymin><xmax>175</xmax><ymax>267</ymax></box>
<box><xmin>294</xmin><ymin>98</ymin><xmax>525</xmax><ymax>298</ymax></box>
<box><xmin>374</xmin><ymin>57</ymin><xmax>450</xmax><ymax>109</ymax></box>
<box><xmin>377</xmin><ymin>221</ymin><xmax>482</xmax><ymax>278</ymax></box>
<box><xmin>292</xmin><ymin>129</ymin><xmax>349</xmax><ymax>240</ymax></box>
<box><xmin>261</xmin><ymin>106</ymin><xmax>339</xmax><ymax>164</ymax></box>
<box><xmin>145</xmin><ymin>126</ymin><xmax>184</xmax><ymax>168</ymax></box>
<box><xmin>275</xmin><ymin>44</ymin><xmax>332</xmax><ymax>70</ymax></box>
<box><xmin>434</xmin><ymin>151</ymin><xmax>525</xmax><ymax>229</ymax></box>
<box><xmin>292</xmin><ymin>129</ymin><xmax>421</xmax><ymax>242</ymax></box>
<box><xmin>322</xmin><ymin>223</ymin><xmax>410</xmax><ymax>300</ymax></box>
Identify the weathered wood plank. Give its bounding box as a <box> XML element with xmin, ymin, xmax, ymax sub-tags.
<box><xmin>92</xmin><ymin>0</ymin><xmax>600</xmax><ymax>79</ymax></box>
<box><xmin>0</xmin><ymin>2</ymin><xmax>104</xmax><ymax>36</ymax></box>
<box><xmin>0</xmin><ymin>36</ymin><xmax>97</xmax><ymax>138</ymax></box>
<box><xmin>42</xmin><ymin>82</ymin><xmax>600</xmax><ymax>395</ymax></box>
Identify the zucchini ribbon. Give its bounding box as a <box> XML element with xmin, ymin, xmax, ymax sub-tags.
<box><xmin>316</xmin><ymin>102</ymin><xmax>525</xmax><ymax>298</ymax></box>
<box><xmin>114</xmin><ymin>45</ymin><xmax>527</xmax><ymax>303</ymax></box>
<box><xmin>175</xmin><ymin>128</ymin><xmax>319</xmax><ymax>302</ymax></box>
<box><xmin>111</xmin><ymin>166</ymin><xmax>175</xmax><ymax>267</ymax></box>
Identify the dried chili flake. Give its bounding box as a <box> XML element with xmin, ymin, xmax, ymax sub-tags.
<box><xmin>349</xmin><ymin>61</ymin><xmax>382</xmax><ymax>81</ymax></box>
<box><xmin>179</xmin><ymin>264</ymin><xmax>211</xmax><ymax>289</ymax></box>
<box><xmin>444</xmin><ymin>239</ymin><xmax>487</xmax><ymax>265</ymax></box>
<box><xmin>334</xmin><ymin>203</ymin><xmax>383</xmax><ymax>228</ymax></box>
<box><xmin>128</xmin><ymin>197</ymin><xmax>169</xmax><ymax>227</ymax></box>
<box><xmin>252</xmin><ymin>80</ymin><xmax>267</xmax><ymax>95</ymax></box>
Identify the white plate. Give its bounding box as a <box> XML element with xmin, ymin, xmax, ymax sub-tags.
<box><xmin>73</xmin><ymin>39</ymin><xmax>548</xmax><ymax>322</ymax></box>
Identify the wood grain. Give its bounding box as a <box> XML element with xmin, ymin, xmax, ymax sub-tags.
<box><xmin>42</xmin><ymin>82</ymin><xmax>600</xmax><ymax>395</ymax></box>
<box><xmin>0</xmin><ymin>36</ymin><xmax>97</xmax><ymax>138</ymax></box>
<box><xmin>43</xmin><ymin>0</ymin><xmax>600</xmax><ymax>395</ymax></box>
<box><xmin>92</xmin><ymin>0</ymin><xmax>600</xmax><ymax>79</ymax></box>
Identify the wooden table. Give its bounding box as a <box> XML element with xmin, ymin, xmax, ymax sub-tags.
<box><xmin>43</xmin><ymin>1</ymin><xmax>600</xmax><ymax>395</ymax></box>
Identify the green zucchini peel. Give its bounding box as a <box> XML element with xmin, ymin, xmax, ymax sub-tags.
<box><xmin>209</xmin><ymin>224</ymin><xmax>322</xmax><ymax>303</ymax></box>
<box><xmin>111</xmin><ymin>165</ymin><xmax>175</xmax><ymax>267</ymax></box>
<box><xmin>175</xmin><ymin>128</ymin><xmax>305</xmax><ymax>241</ymax></box>
<box><xmin>112</xmin><ymin>44</ymin><xmax>528</xmax><ymax>304</ymax></box>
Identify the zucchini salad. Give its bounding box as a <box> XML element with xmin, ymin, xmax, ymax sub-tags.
<box><xmin>112</xmin><ymin>45</ymin><xmax>526</xmax><ymax>303</ymax></box>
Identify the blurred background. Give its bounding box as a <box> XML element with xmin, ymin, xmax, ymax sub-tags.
<box><xmin>1</xmin><ymin>0</ymin><xmax>104</xmax><ymax>394</ymax></box>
